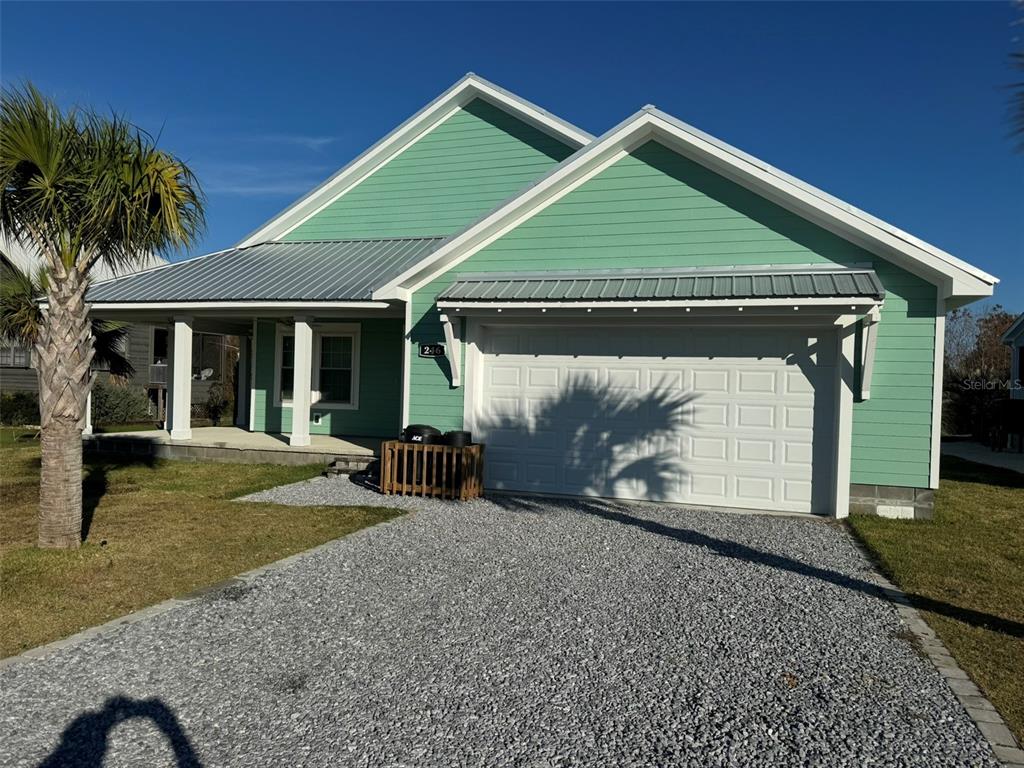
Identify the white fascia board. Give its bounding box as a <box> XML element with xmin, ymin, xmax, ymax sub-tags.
<box><xmin>436</xmin><ymin>297</ymin><xmax>882</xmax><ymax>311</ymax></box>
<box><xmin>641</xmin><ymin>111</ymin><xmax>996</xmax><ymax>295</ymax></box>
<box><xmin>87</xmin><ymin>301</ymin><xmax>390</xmax><ymax>311</ymax></box>
<box><xmin>1001</xmin><ymin>313</ymin><xmax>1024</xmax><ymax>344</ymax></box>
<box><xmin>236</xmin><ymin>73</ymin><xmax>592</xmax><ymax>248</ymax></box>
<box><xmin>376</xmin><ymin>108</ymin><xmax>997</xmax><ymax>303</ymax></box>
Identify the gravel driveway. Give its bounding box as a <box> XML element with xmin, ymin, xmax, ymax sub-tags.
<box><xmin>1</xmin><ymin>478</ymin><xmax>997</xmax><ymax>767</ymax></box>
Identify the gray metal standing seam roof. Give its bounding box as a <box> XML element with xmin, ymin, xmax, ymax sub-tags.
<box><xmin>437</xmin><ymin>266</ymin><xmax>886</xmax><ymax>303</ymax></box>
<box><xmin>86</xmin><ymin>238</ymin><xmax>445</xmax><ymax>303</ymax></box>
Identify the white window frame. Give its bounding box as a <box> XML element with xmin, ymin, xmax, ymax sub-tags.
<box><xmin>274</xmin><ymin>322</ymin><xmax>360</xmax><ymax>411</ymax></box>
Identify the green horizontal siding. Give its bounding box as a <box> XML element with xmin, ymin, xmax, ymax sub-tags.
<box><xmin>284</xmin><ymin>99</ymin><xmax>575</xmax><ymax>241</ymax></box>
<box><xmin>409</xmin><ymin>140</ymin><xmax>938</xmax><ymax>488</ymax></box>
<box><xmin>251</xmin><ymin>317</ymin><xmax>402</xmax><ymax>438</ymax></box>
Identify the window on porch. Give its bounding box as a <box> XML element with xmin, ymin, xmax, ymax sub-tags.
<box><xmin>275</xmin><ymin>324</ymin><xmax>359</xmax><ymax>409</ymax></box>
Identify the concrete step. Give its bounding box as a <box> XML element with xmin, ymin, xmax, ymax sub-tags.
<box><xmin>325</xmin><ymin>455</ymin><xmax>377</xmax><ymax>475</ymax></box>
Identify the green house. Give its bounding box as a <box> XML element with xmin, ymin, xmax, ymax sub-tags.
<box><xmin>87</xmin><ymin>74</ymin><xmax>998</xmax><ymax>519</ymax></box>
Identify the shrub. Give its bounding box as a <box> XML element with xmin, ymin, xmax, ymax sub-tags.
<box><xmin>206</xmin><ymin>383</ymin><xmax>229</xmax><ymax>425</ymax></box>
<box><xmin>0</xmin><ymin>391</ymin><xmax>40</xmax><ymax>426</ymax></box>
<box><xmin>91</xmin><ymin>379</ymin><xmax>152</xmax><ymax>425</ymax></box>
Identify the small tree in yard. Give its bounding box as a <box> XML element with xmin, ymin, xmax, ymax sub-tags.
<box><xmin>943</xmin><ymin>305</ymin><xmax>1016</xmax><ymax>440</ymax></box>
<box><xmin>0</xmin><ymin>84</ymin><xmax>203</xmax><ymax>549</ymax></box>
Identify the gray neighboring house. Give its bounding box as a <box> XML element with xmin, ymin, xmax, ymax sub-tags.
<box><xmin>0</xmin><ymin>239</ymin><xmax>233</xmax><ymax>418</ymax></box>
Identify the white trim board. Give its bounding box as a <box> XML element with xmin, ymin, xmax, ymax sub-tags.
<box><xmin>373</xmin><ymin>108</ymin><xmax>996</xmax><ymax>303</ymax></box>
<box><xmin>236</xmin><ymin>74</ymin><xmax>592</xmax><ymax>248</ymax></box>
<box><xmin>87</xmin><ymin>301</ymin><xmax>390</xmax><ymax>311</ymax></box>
<box><xmin>436</xmin><ymin>298</ymin><xmax>882</xmax><ymax>312</ymax></box>
<box><xmin>929</xmin><ymin>298</ymin><xmax>946</xmax><ymax>489</ymax></box>
<box><xmin>1002</xmin><ymin>313</ymin><xmax>1024</xmax><ymax>344</ymax></box>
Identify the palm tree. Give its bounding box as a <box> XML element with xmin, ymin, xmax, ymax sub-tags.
<box><xmin>0</xmin><ymin>84</ymin><xmax>203</xmax><ymax>549</ymax></box>
<box><xmin>0</xmin><ymin>257</ymin><xmax>135</xmax><ymax>377</ymax></box>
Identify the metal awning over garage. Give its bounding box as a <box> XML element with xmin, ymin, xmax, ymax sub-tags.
<box><xmin>437</xmin><ymin>265</ymin><xmax>885</xmax><ymax>306</ymax></box>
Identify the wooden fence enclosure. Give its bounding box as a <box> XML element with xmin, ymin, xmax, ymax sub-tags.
<box><xmin>379</xmin><ymin>441</ymin><xmax>485</xmax><ymax>500</ymax></box>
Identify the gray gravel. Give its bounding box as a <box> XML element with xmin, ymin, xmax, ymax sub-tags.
<box><xmin>1</xmin><ymin>480</ymin><xmax>997</xmax><ymax>767</ymax></box>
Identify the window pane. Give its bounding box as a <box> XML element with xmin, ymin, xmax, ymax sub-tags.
<box><xmin>320</xmin><ymin>336</ymin><xmax>351</xmax><ymax>370</ymax></box>
<box><xmin>153</xmin><ymin>329</ymin><xmax>168</xmax><ymax>365</ymax></box>
<box><xmin>280</xmin><ymin>335</ymin><xmax>295</xmax><ymax>401</ymax></box>
<box><xmin>0</xmin><ymin>347</ymin><xmax>11</xmax><ymax>366</ymax></box>
<box><xmin>200</xmin><ymin>335</ymin><xmax>221</xmax><ymax>380</ymax></box>
<box><xmin>280</xmin><ymin>368</ymin><xmax>294</xmax><ymax>401</ymax></box>
<box><xmin>319</xmin><ymin>369</ymin><xmax>351</xmax><ymax>402</ymax></box>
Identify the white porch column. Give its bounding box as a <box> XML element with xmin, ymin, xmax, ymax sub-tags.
<box><xmin>235</xmin><ymin>336</ymin><xmax>250</xmax><ymax>428</ymax></box>
<box><xmin>83</xmin><ymin>390</ymin><xmax>93</xmax><ymax>435</ymax></box>
<box><xmin>169</xmin><ymin>316</ymin><xmax>193</xmax><ymax>441</ymax></box>
<box><xmin>290</xmin><ymin>317</ymin><xmax>313</xmax><ymax>447</ymax></box>
<box><xmin>832</xmin><ymin>316</ymin><xmax>857</xmax><ymax>519</ymax></box>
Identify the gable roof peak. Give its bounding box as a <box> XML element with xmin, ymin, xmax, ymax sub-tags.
<box><xmin>373</xmin><ymin>101</ymin><xmax>996</xmax><ymax>301</ymax></box>
<box><xmin>236</xmin><ymin>74</ymin><xmax>592</xmax><ymax>247</ymax></box>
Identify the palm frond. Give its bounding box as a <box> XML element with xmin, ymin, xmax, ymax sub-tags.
<box><xmin>91</xmin><ymin>320</ymin><xmax>135</xmax><ymax>379</ymax></box>
<box><xmin>0</xmin><ymin>258</ymin><xmax>43</xmax><ymax>345</ymax></box>
<box><xmin>0</xmin><ymin>81</ymin><xmax>205</xmax><ymax>278</ymax></box>
<box><xmin>0</xmin><ymin>258</ymin><xmax>134</xmax><ymax>376</ymax></box>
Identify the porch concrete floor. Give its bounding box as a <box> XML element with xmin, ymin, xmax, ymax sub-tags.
<box><xmin>90</xmin><ymin>426</ymin><xmax>380</xmax><ymax>456</ymax></box>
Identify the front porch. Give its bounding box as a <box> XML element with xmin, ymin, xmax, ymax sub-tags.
<box><xmin>83</xmin><ymin>426</ymin><xmax>381</xmax><ymax>470</ymax></box>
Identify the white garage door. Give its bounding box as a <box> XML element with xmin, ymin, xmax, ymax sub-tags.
<box><xmin>474</xmin><ymin>324</ymin><xmax>837</xmax><ymax>514</ymax></box>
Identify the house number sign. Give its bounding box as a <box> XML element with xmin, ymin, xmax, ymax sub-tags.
<box><xmin>419</xmin><ymin>343</ymin><xmax>446</xmax><ymax>358</ymax></box>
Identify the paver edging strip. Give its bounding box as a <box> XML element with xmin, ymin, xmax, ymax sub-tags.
<box><xmin>842</xmin><ymin>525</ymin><xmax>1024</xmax><ymax>768</ymax></box>
<box><xmin>0</xmin><ymin>512</ymin><xmax>410</xmax><ymax>672</ymax></box>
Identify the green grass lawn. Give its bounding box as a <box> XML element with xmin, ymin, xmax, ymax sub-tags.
<box><xmin>0</xmin><ymin>427</ymin><xmax>401</xmax><ymax>658</ymax></box>
<box><xmin>849</xmin><ymin>455</ymin><xmax>1024</xmax><ymax>743</ymax></box>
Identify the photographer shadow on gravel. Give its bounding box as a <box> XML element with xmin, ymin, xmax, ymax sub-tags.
<box><xmin>38</xmin><ymin>695</ymin><xmax>202</xmax><ymax>768</ymax></box>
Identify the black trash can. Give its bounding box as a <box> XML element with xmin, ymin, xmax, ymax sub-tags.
<box><xmin>445</xmin><ymin>430</ymin><xmax>472</xmax><ymax>447</ymax></box>
<box><xmin>401</xmin><ymin>424</ymin><xmax>443</xmax><ymax>444</ymax></box>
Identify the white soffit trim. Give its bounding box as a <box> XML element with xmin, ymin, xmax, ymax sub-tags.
<box><xmin>436</xmin><ymin>297</ymin><xmax>882</xmax><ymax>310</ymax></box>
<box><xmin>374</xmin><ymin>108</ymin><xmax>997</xmax><ymax>301</ymax></box>
<box><xmin>87</xmin><ymin>301</ymin><xmax>390</xmax><ymax>311</ymax></box>
<box><xmin>1001</xmin><ymin>313</ymin><xmax>1024</xmax><ymax>344</ymax></box>
<box><xmin>236</xmin><ymin>73</ymin><xmax>593</xmax><ymax>248</ymax></box>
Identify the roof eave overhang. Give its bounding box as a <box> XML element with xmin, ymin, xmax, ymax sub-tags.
<box><xmin>436</xmin><ymin>297</ymin><xmax>883</xmax><ymax>314</ymax></box>
<box><xmin>82</xmin><ymin>300</ymin><xmax>392</xmax><ymax>312</ymax></box>
<box><xmin>1002</xmin><ymin>314</ymin><xmax>1024</xmax><ymax>345</ymax></box>
<box><xmin>374</xmin><ymin>110</ymin><xmax>997</xmax><ymax>304</ymax></box>
<box><xmin>236</xmin><ymin>74</ymin><xmax>592</xmax><ymax>248</ymax></box>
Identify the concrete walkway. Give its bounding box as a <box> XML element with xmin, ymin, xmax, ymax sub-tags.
<box><xmin>942</xmin><ymin>441</ymin><xmax>1024</xmax><ymax>474</ymax></box>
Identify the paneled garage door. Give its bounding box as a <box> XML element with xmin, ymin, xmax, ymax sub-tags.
<box><xmin>474</xmin><ymin>324</ymin><xmax>837</xmax><ymax>514</ymax></box>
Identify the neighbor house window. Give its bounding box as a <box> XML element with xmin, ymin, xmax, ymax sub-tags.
<box><xmin>152</xmin><ymin>328</ymin><xmax>168</xmax><ymax>365</ymax></box>
<box><xmin>316</xmin><ymin>335</ymin><xmax>354</xmax><ymax>404</ymax></box>
<box><xmin>1</xmin><ymin>345</ymin><xmax>28</xmax><ymax>367</ymax></box>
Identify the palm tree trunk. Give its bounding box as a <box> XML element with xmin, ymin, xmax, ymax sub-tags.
<box><xmin>34</xmin><ymin>268</ymin><xmax>94</xmax><ymax>549</ymax></box>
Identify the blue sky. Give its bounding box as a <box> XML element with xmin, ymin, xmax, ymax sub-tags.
<box><xmin>2</xmin><ymin>1</ymin><xmax>1021</xmax><ymax>310</ymax></box>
